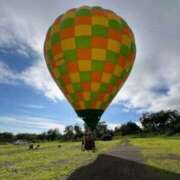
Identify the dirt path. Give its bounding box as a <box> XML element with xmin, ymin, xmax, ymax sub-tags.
<box><xmin>67</xmin><ymin>138</ymin><xmax>180</xmax><ymax>180</ymax></box>
<box><xmin>107</xmin><ymin>138</ymin><xmax>144</xmax><ymax>163</ymax></box>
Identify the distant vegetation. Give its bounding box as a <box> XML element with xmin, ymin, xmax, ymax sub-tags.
<box><xmin>0</xmin><ymin>110</ymin><xmax>180</xmax><ymax>143</ymax></box>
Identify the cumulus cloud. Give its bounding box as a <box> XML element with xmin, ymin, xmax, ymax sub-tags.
<box><xmin>20</xmin><ymin>60</ymin><xmax>64</xmax><ymax>101</ymax></box>
<box><xmin>0</xmin><ymin>60</ymin><xmax>64</xmax><ymax>101</ymax></box>
<box><xmin>114</xmin><ymin>47</ymin><xmax>180</xmax><ymax>112</ymax></box>
<box><xmin>107</xmin><ymin>122</ymin><xmax>122</xmax><ymax>130</ymax></box>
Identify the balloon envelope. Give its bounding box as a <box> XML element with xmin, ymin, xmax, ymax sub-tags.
<box><xmin>44</xmin><ymin>6</ymin><xmax>136</xmax><ymax>129</ymax></box>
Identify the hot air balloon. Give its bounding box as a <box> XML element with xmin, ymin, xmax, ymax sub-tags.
<box><xmin>44</xmin><ymin>6</ymin><xmax>136</xmax><ymax>147</ymax></box>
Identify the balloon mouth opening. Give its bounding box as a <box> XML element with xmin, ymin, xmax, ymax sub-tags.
<box><xmin>76</xmin><ymin>109</ymin><xmax>104</xmax><ymax>130</ymax></box>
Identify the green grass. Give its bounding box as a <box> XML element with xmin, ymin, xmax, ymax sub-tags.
<box><xmin>0</xmin><ymin>140</ymin><xmax>120</xmax><ymax>180</ymax></box>
<box><xmin>1</xmin><ymin>136</ymin><xmax>180</xmax><ymax>179</ymax></box>
<box><xmin>130</xmin><ymin>136</ymin><xmax>180</xmax><ymax>174</ymax></box>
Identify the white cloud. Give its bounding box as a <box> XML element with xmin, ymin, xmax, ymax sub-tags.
<box><xmin>136</xmin><ymin>121</ymin><xmax>142</xmax><ymax>128</ymax></box>
<box><xmin>20</xmin><ymin>60</ymin><xmax>64</xmax><ymax>101</ymax></box>
<box><xmin>0</xmin><ymin>3</ymin><xmax>44</xmax><ymax>56</ymax></box>
<box><xmin>0</xmin><ymin>1</ymin><xmax>66</xmax><ymax>101</ymax></box>
<box><xmin>107</xmin><ymin>122</ymin><xmax>121</xmax><ymax>130</ymax></box>
<box><xmin>0</xmin><ymin>0</ymin><xmax>180</xmax><ymax>111</ymax></box>
<box><xmin>0</xmin><ymin>115</ymin><xmax>65</xmax><ymax>134</ymax></box>
<box><xmin>0</xmin><ymin>60</ymin><xmax>65</xmax><ymax>101</ymax></box>
<box><xmin>0</xmin><ymin>61</ymin><xmax>18</xmax><ymax>84</ymax></box>
<box><xmin>113</xmin><ymin>49</ymin><xmax>180</xmax><ymax>112</ymax></box>
<box><xmin>22</xmin><ymin>104</ymin><xmax>45</xmax><ymax>109</ymax></box>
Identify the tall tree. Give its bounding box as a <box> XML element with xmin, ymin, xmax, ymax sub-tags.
<box><xmin>74</xmin><ymin>124</ymin><xmax>83</xmax><ymax>139</ymax></box>
<box><xmin>95</xmin><ymin>121</ymin><xmax>108</xmax><ymax>139</ymax></box>
<box><xmin>63</xmin><ymin>125</ymin><xmax>74</xmax><ymax>140</ymax></box>
<box><xmin>47</xmin><ymin>128</ymin><xmax>61</xmax><ymax>141</ymax></box>
<box><xmin>120</xmin><ymin>121</ymin><xmax>141</xmax><ymax>135</ymax></box>
<box><xmin>140</xmin><ymin>110</ymin><xmax>180</xmax><ymax>134</ymax></box>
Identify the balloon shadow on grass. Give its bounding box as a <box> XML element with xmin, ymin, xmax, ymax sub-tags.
<box><xmin>67</xmin><ymin>154</ymin><xmax>180</xmax><ymax>180</ymax></box>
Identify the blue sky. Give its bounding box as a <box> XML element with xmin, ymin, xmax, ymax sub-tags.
<box><xmin>0</xmin><ymin>0</ymin><xmax>180</xmax><ymax>133</ymax></box>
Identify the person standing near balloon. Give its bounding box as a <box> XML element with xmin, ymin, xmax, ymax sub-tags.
<box><xmin>44</xmin><ymin>6</ymin><xmax>136</xmax><ymax>150</ymax></box>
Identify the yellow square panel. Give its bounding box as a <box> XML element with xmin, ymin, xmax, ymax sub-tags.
<box><xmin>125</xmin><ymin>63</ymin><xmax>132</xmax><ymax>72</ymax></box>
<box><xmin>54</xmin><ymin>53</ymin><xmax>63</xmax><ymax>60</ymax></box>
<box><xmin>52</xmin><ymin>69</ymin><xmax>59</xmax><ymax>79</ymax></box>
<box><xmin>75</xmin><ymin>25</ymin><xmax>91</xmax><ymax>36</ymax></box>
<box><xmin>51</xmin><ymin>24</ymin><xmax>60</xmax><ymax>33</ymax></box>
<box><xmin>46</xmin><ymin>41</ymin><xmax>51</xmax><ymax>50</ymax></box>
<box><xmin>104</xmin><ymin>94</ymin><xmax>109</xmax><ymax>102</ymax></box>
<box><xmin>91</xmin><ymin>82</ymin><xmax>100</xmax><ymax>92</ymax></box>
<box><xmin>112</xmin><ymin>88</ymin><xmax>117</xmax><ymax>94</ymax></box>
<box><xmin>61</xmin><ymin>38</ymin><xmax>75</xmax><ymax>50</ymax></box>
<box><xmin>79</xmin><ymin>101</ymin><xmax>85</xmax><ymax>109</ymax></box>
<box><xmin>83</xmin><ymin>92</ymin><xmax>90</xmax><ymax>101</ymax></box>
<box><xmin>92</xmin><ymin>48</ymin><xmax>106</xmax><ymax>60</ymax></box>
<box><xmin>96</xmin><ymin>101</ymin><xmax>101</xmax><ymax>108</ymax></box>
<box><xmin>65</xmin><ymin>94</ymin><xmax>71</xmax><ymax>102</ymax></box>
<box><xmin>122</xmin><ymin>35</ymin><xmax>131</xmax><ymax>48</ymax></box>
<box><xmin>92</xmin><ymin>16</ymin><xmax>108</xmax><ymax>26</ymax></box>
<box><xmin>108</xmin><ymin>39</ymin><xmax>120</xmax><ymax>53</ymax></box>
<box><xmin>56</xmin><ymin>58</ymin><xmax>65</xmax><ymax>66</ymax></box>
<box><xmin>78</xmin><ymin>60</ymin><xmax>91</xmax><ymax>71</ymax></box>
<box><xmin>101</xmin><ymin>72</ymin><xmax>111</xmax><ymax>83</ymax></box>
<box><xmin>69</xmin><ymin>72</ymin><xmax>80</xmax><ymax>82</ymax></box>
<box><xmin>66</xmin><ymin>84</ymin><xmax>74</xmax><ymax>93</ymax></box>
<box><xmin>107</xmin><ymin>12</ymin><xmax>120</xmax><ymax>21</ymax></box>
<box><xmin>113</xmin><ymin>65</ymin><xmax>122</xmax><ymax>76</ymax></box>
<box><xmin>61</xmin><ymin>11</ymin><xmax>76</xmax><ymax>20</ymax></box>
<box><xmin>59</xmin><ymin>59</ymin><xmax>65</xmax><ymax>65</ymax></box>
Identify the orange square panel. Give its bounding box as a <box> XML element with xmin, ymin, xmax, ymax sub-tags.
<box><xmin>77</xmin><ymin>48</ymin><xmax>91</xmax><ymax>60</ymax></box>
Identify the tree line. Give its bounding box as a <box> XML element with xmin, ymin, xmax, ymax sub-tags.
<box><xmin>0</xmin><ymin>110</ymin><xmax>180</xmax><ymax>143</ymax></box>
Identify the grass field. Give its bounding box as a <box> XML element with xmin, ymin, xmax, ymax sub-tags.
<box><xmin>130</xmin><ymin>136</ymin><xmax>180</xmax><ymax>174</ymax></box>
<box><xmin>0</xmin><ymin>140</ymin><xmax>120</xmax><ymax>180</ymax></box>
<box><xmin>0</xmin><ymin>136</ymin><xmax>180</xmax><ymax>179</ymax></box>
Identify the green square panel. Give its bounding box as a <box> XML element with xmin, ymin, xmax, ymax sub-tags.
<box><xmin>110</xmin><ymin>75</ymin><xmax>117</xmax><ymax>85</ymax></box>
<box><xmin>131</xmin><ymin>42</ymin><xmax>136</xmax><ymax>53</ymax></box>
<box><xmin>80</xmin><ymin>72</ymin><xmax>91</xmax><ymax>82</ymax></box>
<box><xmin>47</xmin><ymin>50</ymin><xmax>53</xmax><ymax>59</ymax></box>
<box><xmin>120</xmin><ymin>45</ymin><xmax>129</xmax><ymax>57</ymax></box>
<box><xmin>100</xmin><ymin>83</ymin><xmax>108</xmax><ymax>92</ymax></box>
<box><xmin>47</xmin><ymin>64</ymin><xmax>51</xmax><ymax>70</ymax></box>
<box><xmin>85</xmin><ymin>101</ymin><xmax>91</xmax><ymax>107</ymax></box>
<box><xmin>51</xmin><ymin>33</ymin><xmax>60</xmax><ymax>44</ymax></box>
<box><xmin>92</xmin><ymin>61</ymin><xmax>104</xmax><ymax>71</ymax></box>
<box><xmin>120</xmin><ymin>70</ymin><xmax>127</xmax><ymax>80</ymax></box>
<box><xmin>126</xmin><ymin>65</ymin><xmax>132</xmax><ymax>74</ymax></box>
<box><xmin>70</xmin><ymin>93</ymin><xmax>77</xmax><ymax>102</ymax></box>
<box><xmin>91</xmin><ymin>92</ymin><xmax>97</xmax><ymax>99</ymax></box>
<box><xmin>75</xmin><ymin>36</ymin><xmax>91</xmax><ymax>48</ymax></box>
<box><xmin>92</xmin><ymin>6</ymin><xmax>102</xmax><ymax>10</ymax></box>
<box><xmin>64</xmin><ymin>49</ymin><xmax>76</xmax><ymax>60</ymax></box>
<box><xmin>100</xmin><ymin>102</ymin><xmax>106</xmax><ymax>108</ymax></box>
<box><xmin>106</xmin><ymin>50</ymin><xmax>118</xmax><ymax>63</ymax></box>
<box><xmin>92</xmin><ymin>25</ymin><xmax>107</xmax><ymax>37</ymax></box>
<box><xmin>58</xmin><ymin>79</ymin><xmax>65</xmax><ymax>87</ymax></box>
<box><xmin>73</xmin><ymin>83</ymin><xmax>82</xmax><ymax>92</ymax></box>
<box><xmin>60</xmin><ymin>18</ymin><xmax>74</xmax><ymax>29</ymax></box>
<box><xmin>121</xmin><ymin>20</ymin><xmax>127</xmax><ymax>28</ymax></box>
<box><xmin>76</xmin><ymin>8</ymin><xmax>91</xmax><ymax>16</ymax></box>
<box><xmin>109</xmin><ymin>19</ymin><xmax>122</xmax><ymax>30</ymax></box>
<box><xmin>108</xmin><ymin>94</ymin><xmax>114</xmax><ymax>101</ymax></box>
<box><xmin>59</xmin><ymin>65</ymin><xmax>66</xmax><ymax>74</ymax></box>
